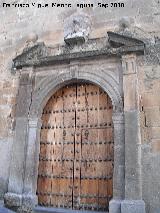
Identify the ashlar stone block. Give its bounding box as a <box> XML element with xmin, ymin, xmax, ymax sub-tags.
<box><xmin>121</xmin><ymin>200</ymin><xmax>146</xmax><ymax>213</ymax></box>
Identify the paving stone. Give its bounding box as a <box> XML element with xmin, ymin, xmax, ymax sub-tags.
<box><xmin>0</xmin><ymin>207</ymin><xmax>15</xmax><ymax>213</ymax></box>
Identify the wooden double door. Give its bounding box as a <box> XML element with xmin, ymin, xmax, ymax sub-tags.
<box><xmin>37</xmin><ymin>83</ymin><xmax>114</xmax><ymax>212</ymax></box>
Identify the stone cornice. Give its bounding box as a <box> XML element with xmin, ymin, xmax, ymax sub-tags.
<box><xmin>12</xmin><ymin>32</ymin><xmax>145</xmax><ymax>70</ymax></box>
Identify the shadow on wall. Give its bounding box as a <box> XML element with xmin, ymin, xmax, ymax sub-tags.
<box><xmin>153</xmin><ymin>209</ymin><xmax>160</xmax><ymax>213</ymax></box>
<box><xmin>0</xmin><ymin>178</ymin><xmax>8</xmax><ymax>200</ymax></box>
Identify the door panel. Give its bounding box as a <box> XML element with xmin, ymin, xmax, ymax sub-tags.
<box><xmin>37</xmin><ymin>83</ymin><xmax>114</xmax><ymax>211</ymax></box>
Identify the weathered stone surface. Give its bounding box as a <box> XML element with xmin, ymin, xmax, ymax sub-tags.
<box><xmin>21</xmin><ymin>194</ymin><xmax>38</xmax><ymax>213</ymax></box>
<box><xmin>0</xmin><ymin>138</ymin><xmax>13</xmax><ymax>199</ymax></box>
<box><xmin>0</xmin><ymin>207</ymin><xmax>15</xmax><ymax>213</ymax></box>
<box><xmin>64</xmin><ymin>13</ymin><xmax>91</xmax><ymax>45</ymax></box>
<box><xmin>142</xmin><ymin>92</ymin><xmax>160</xmax><ymax>108</ymax></box>
<box><xmin>112</xmin><ymin>113</ymin><xmax>125</xmax><ymax>199</ymax></box>
<box><xmin>124</xmin><ymin>111</ymin><xmax>142</xmax><ymax>200</ymax></box>
<box><xmin>151</xmin><ymin>140</ymin><xmax>160</xmax><ymax>153</ymax></box>
<box><xmin>0</xmin><ymin>115</ymin><xmax>8</xmax><ymax>137</ymax></box>
<box><xmin>12</xmin><ymin>35</ymin><xmax>144</xmax><ymax>69</ymax></box>
<box><xmin>123</xmin><ymin>74</ymin><xmax>137</xmax><ymax>111</ymax></box>
<box><xmin>109</xmin><ymin>199</ymin><xmax>121</xmax><ymax>213</ymax></box>
<box><xmin>0</xmin><ymin>178</ymin><xmax>8</xmax><ymax>200</ymax></box>
<box><xmin>34</xmin><ymin>206</ymin><xmax>106</xmax><ymax>213</ymax></box>
<box><xmin>7</xmin><ymin>117</ymin><xmax>29</xmax><ymax>194</ymax></box>
<box><xmin>4</xmin><ymin>193</ymin><xmax>22</xmax><ymax>208</ymax></box>
<box><xmin>121</xmin><ymin>200</ymin><xmax>146</xmax><ymax>213</ymax></box>
<box><xmin>0</xmin><ymin>2</ymin><xmax>160</xmax><ymax>213</ymax></box>
<box><xmin>4</xmin><ymin>193</ymin><xmax>37</xmax><ymax>213</ymax></box>
<box><xmin>144</xmin><ymin>65</ymin><xmax>160</xmax><ymax>80</ymax></box>
<box><xmin>150</xmin><ymin>127</ymin><xmax>160</xmax><ymax>139</ymax></box>
<box><xmin>144</xmin><ymin>107</ymin><xmax>160</xmax><ymax>127</ymax></box>
<box><xmin>6</xmin><ymin>55</ymin><xmax>125</xmax><ymax>213</ymax></box>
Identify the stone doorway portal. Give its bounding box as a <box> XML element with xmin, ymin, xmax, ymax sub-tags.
<box><xmin>37</xmin><ymin>83</ymin><xmax>114</xmax><ymax>212</ymax></box>
<box><xmin>5</xmin><ymin>31</ymin><xmax>147</xmax><ymax>213</ymax></box>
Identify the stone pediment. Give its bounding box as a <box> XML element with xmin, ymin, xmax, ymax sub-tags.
<box><xmin>13</xmin><ymin>32</ymin><xmax>145</xmax><ymax>70</ymax></box>
<box><xmin>13</xmin><ymin>42</ymin><xmax>48</xmax><ymax>69</ymax></box>
<box><xmin>107</xmin><ymin>31</ymin><xmax>145</xmax><ymax>47</ymax></box>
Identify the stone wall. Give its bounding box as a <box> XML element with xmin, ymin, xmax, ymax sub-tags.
<box><xmin>0</xmin><ymin>0</ymin><xmax>160</xmax><ymax>212</ymax></box>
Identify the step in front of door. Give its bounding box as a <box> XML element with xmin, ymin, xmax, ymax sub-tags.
<box><xmin>33</xmin><ymin>206</ymin><xmax>108</xmax><ymax>213</ymax></box>
<box><xmin>0</xmin><ymin>207</ymin><xmax>15</xmax><ymax>213</ymax></box>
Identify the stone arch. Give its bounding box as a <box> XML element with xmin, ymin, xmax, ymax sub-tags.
<box><xmin>4</xmin><ymin>67</ymin><xmax>124</xmax><ymax>213</ymax></box>
<box><xmin>30</xmin><ymin>69</ymin><xmax>123</xmax><ymax>119</ymax></box>
<box><xmin>24</xmin><ymin>68</ymin><xmax>125</xmax><ymax>208</ymax></box>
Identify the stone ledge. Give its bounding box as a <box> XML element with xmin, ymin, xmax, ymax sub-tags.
<box><xmin>13</xmin><ymin>44</ymin><xmax>145</xmax><ymax>69</ymax></box>
<box><xmin>34</xmin><ymin>206</ymin><xmax>108</xmax><ymax>213</ymax></box>
<box><xmin>12</xmin><ymin>31</ymin><xmax>146</xmax><ymax>70</ymax></box>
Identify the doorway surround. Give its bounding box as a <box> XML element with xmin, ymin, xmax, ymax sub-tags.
<box><xmin>4</xmin><ymin>32</ymin><xmax>146</xmax><ymax>213</ymax></box>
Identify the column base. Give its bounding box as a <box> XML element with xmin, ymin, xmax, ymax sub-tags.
<box><xmin>121</xmin><ymin>200</ymin><xmax>146</xmax><ymax>213</ymax></box>
<box><xmin>109</xmin><ymin>199</ymin><xmax>121</xmax><ymax>213</ymax></box>
<box><xmin>21</xmin><ymin>194</ymin><xmax>38</xmax><ymax>212</ymax></box>
<box><xmin>4</xmin><ymin>192</ymin><xmax>38</xmax><ymax>213</ymax></box>
<box><xmin>4</xmin><ymin>193</ymin><xmax>22</xmax><ymax>209</ymax></box>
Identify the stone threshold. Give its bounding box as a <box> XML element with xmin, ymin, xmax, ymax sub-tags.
<box><xmin>0</xmin><ymin>207</ymin><xmax>15</xmax><ymax>213</ymax></box>
<box><xmin>34</xmin><ymin>206</ymin><xmax>108</xmax><ymax>213</ymax></box>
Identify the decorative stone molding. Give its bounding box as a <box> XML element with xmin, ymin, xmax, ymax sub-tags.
<box><xmin>28</xmin><ymin>118</ymin><xmax>39</xmax><ymax>128</ymax></box>
<box><xmin>121</xmin><ymin>53</ymin><xmax>146</xmax><ymax>213</ymax></box>
<box><xmin>121</xmin><ymin>54</ymin><xmax>137</xmax><ymax>74</ymax></box>
<box><xmin>64</xmin><ymin>13</ymin><xmax>91</xmax><ymax>45</ymax></box>
<box><xmin>12</xmin><ymin>31</ymin><xmax>145</xmax><ymax>69</ymax></box>
<box><xmin>29</xmin><ymin>68</ymin><xmax>123</xmax><ymax>118</ymax></box>
<box><xmin>5</xmin><ymin>31</ymin><xmax>147</xmax><ymax>213</ymax></box>
<box><xmin>112</xmin><ymin>112</ymin><xmax>125</xmax><ymax>124</ymax></box>
<box><xmin>13</xmin><ymin>42</ymin><xmax>48</xmax><ymax>69</ymax></box>
<box><xmin>6</xmin><ymin>65</ymin><xmax>125</xmax><ymax>212</ymax></box>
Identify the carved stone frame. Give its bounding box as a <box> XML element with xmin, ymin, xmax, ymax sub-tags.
<box><xmin>4</xmin><ymin>65</ymin><xmax>125</xmax><ymax>212</ymax></box>
<box><xmin>4</xmin><ymin>33</ymin><xmax>146</xmax><ymax>213</ymax></box>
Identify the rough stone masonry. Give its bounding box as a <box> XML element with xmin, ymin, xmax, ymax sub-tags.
<box><xmin>0</xmin><ymin>0</ymin><xmax>160</xmax><ymax>213</ymax></box>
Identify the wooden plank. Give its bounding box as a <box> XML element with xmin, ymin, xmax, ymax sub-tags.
<box><xmin>80</xmin><ymin>179</ymin><xmax>99</xmax><ymax>210</ymax></box>
<box><xmin>72</xmin><ymin>84</ymin><xmax>82</xmax><ymax>210</ymax></box>
<box><xmin>38</xmin><ymin>85</ymin><xmax>75</xmax><ymax>208</ymax></box>
<box><xmin>86</xmin><ymin>84</ymin><xmax>99</xmax><ymax>128</ymax></box>
<box><xmin>51</xmin><ymin>178</ymin><xmax>73</xmax><ymax>208</ymax></box>
<box><xmin>37</xmin><ymin>177</ymin><xmax>52</xmax><ymax>206</ymax></box>
<box><xmin>59</xmin><ymin>85</ymin><xmax>75</xmax><ymax>208</ymax></box>
<box><xmin>79</xmin><ymin>84</ymin><xmax>113</xmax><ymax>211</ymax></box>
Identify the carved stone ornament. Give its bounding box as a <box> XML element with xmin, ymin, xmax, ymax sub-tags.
<box><xmin>64</xmin><ymin>13</ymin><xmax>91</xmax><ymax>45</ymax></box>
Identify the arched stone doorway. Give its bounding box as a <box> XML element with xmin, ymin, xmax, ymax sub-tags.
<box><xmin>37</xmin><ymin>82</ymin><xmax>114</xmax><ymax>211</ymax></box>
<box><xmin>4</xmin><ymin>34</ymin><xmax>146</xmax><ymax>213</ymax></box>
<box><xmin>5</xmin><ymin>65</ymin><xmax>127</xmax><ymax>213</ymax></box>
